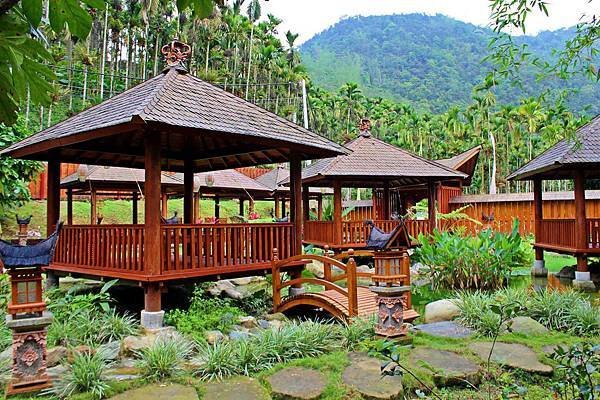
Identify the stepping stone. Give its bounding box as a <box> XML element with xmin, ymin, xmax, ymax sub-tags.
<box><xmin>267</xmin><ymin>367</ymin><xmax>326</xmax><ymax>400</ymax></box>
<box><xmin>342</xmin><ymin>352</ymin><xmax>403</xmax><ymax>400</ymax></box>
<box><xmin>203</xmin><ymin>376</ymin><xmax>270</xmax><ymax>400</ymax></box>
<box><xmin>409</xmin><ymin>348</ymin><xmax>481</xmax><ymax>387</ymax></box>
<box><xmin>468</xmin><ymin>342</ymin><xmax>553</xmax><ymax>375</ymax></box>
<box><xmin>412</xmin><ymin>321</ymin><xmax>474</xmax><ymax>339</ymax></box>
<box><xmin>110</xmin><ymin>383</ymin><xmax>198</xmax><ymax>400</ymax></box>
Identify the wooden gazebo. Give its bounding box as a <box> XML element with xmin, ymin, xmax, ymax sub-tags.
<box><xmin>0</xmin><ymin>41</ymin><xmax>347</xmax><ymax>327</ymax></box>
<box><xmin>508</xmin><ymin>115</ymin><xmax>600</xmax><ymax>290</ymax></box>
<box><xmin>296</xmin><ymin>119</ymin><xmax>467</xmax><ymax>251</ymax></box>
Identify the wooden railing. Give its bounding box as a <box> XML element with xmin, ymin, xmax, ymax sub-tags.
<box><xmin>588</xmin><ymin>219</ymin><xmax>600</xmax><ymax>249</ymax></box>
<box><xmin>304</xmin><ymin>221</ymin><xmax>335</xmax><ymax>244</ymax></box>
<box><xmin>160</xmin><ymin>223</ymin><xmax>294</xmax><ymax>276</ymax></box>
<box><xmin>54</xmin><ymin>225</ymin><xmax>145</xmax><ymax>276</ymax></box>
<box><xmin>538</xmin><ymin>219</ymin><xmax>577</xmax><ymax>248</ymax></box>
<box><xmin>405</xmin><ymin>219</ymin><xmax>431</xmax><ymax>238</ymax></box>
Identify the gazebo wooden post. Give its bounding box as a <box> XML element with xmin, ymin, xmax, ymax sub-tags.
<box><xmin>317</xmin><ymin>193</ymin><xmax>323</xmax><ymax>220</ymax></box>
<box><xmin>302</xmin><ymin>185</ymin><xmax>310</xmax><ymax>221</ymax></box>
<box><xmin>161</xmin><ymin>193</ymin><xmax>168</xmax><ymax>218</ymax></box>
<box><xmin>427</xmin><ymin>180</ymin><xmax>437</xmax><ymax>232</ymax></box>
<box><xmin>66</xmin><ymin>189</ymin><xmax>73</xmax><ymax>225</ymax></box>
<box><xmin>132</xmin><ymin>191</ymin><xmax>138</xmax><ymax>224</ymax></box>
<box><xmin>333</xmin><ymin>181</ymin><xmax>343</xmax><ymax>246</ymax></box>
<box><xmin>193</xmin><ymin>192</ymin><xmax>200</xmax><ymax>222</ymax></box>
<box><xmin>46</xmin><ymin>158</ymin><xmax>61</xmax><ymax>289</ymax></box>
<box><xmin>142</xmin><ymin>132</ymin><xmax>164</xmax><ymax>328</ymax></box>
<box><xmin>239</xmin><ymin>198</ymin><xmax>244</xmax><ymax>216</ymax></box>
<box><xmin>573</xmin><ymin>170</ymin><xmax>593</xmax><ymax>290</ymax></box>
<box><xmin>249</xmin><ymin>198</ymin><xmax>255</xmax><ymax>214</ymax></box>
<box><xmin>274</xmin><ymin>195</ymin><xmax>280</xmax><ymax>218</ymax></box>
<box><xmin>382</xmin><ymin>181</ymin><xmax>390</xmax><ymax>219</ymax></box>
<box><xmin>90</xmin><ymin>188</ymin><xmax>97</xmax><ymax>224</ymax></box>
<box><xmin>183</xmin><ymin>161</ymin><xmax>194</xmax><ymax>224</ymax></box>
<box><xmin>289</xmin><ymin>157</ymin><xmax>305</xmax><ymax>295</ymax></box>
<box><xmin>532</xmin><ymin>178</ymin><xmax>547</xmax><ymax>276</ymax></box>
<box><xmin>214</xmin><ymin>196</ymin><xmax>220</xmax><ymax>220</ymax></box>
<box><xmin>281</xmin><ymin>198</ymin><xmax>286</xmax><ymax>217</ymax></box>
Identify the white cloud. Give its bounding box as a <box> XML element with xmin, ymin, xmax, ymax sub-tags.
<box><xmin>258</xmin><ymin>0</ymin><xmax>599</xmax><ymax>44</ymax></box>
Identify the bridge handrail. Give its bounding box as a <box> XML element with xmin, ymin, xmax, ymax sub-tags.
<box><xmin>271</xmin><ymin>248</ymin><xmax>358</xmax><ymax>317</ymax></box>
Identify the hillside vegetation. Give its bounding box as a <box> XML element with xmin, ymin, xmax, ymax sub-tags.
<box><xmin>301</xmin><ymin>14</ymin><xmax>599</xmax><ymax>114</ymax></box>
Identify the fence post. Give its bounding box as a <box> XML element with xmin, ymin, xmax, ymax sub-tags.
<box><xmin>346</xmin><ymin>249</ymin><xmax>358</xmax><ymax>318</ymax></box>
<box><xmin>272</xmin><ymin>248</ymin><xmax>281</xmax><ymax>309</ymax></box>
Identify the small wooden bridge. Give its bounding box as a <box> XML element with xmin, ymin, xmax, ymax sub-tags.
<box><xmin>271</xmin><ymin>250</ymin><xmax>418</xmax><ymax>323</ymax></box>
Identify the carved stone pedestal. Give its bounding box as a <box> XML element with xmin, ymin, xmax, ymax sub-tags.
<box><xmin>370</xmin><ymin>285</ymin><xmax>411</xmax><ymax>339</ymax></box>
<box><xmin>5</xmin><ymin>312</ymin><xmax>53</xmax><ymax>395</ymax></box>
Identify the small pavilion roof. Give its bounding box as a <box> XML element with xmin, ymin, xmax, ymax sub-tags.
<box><xmin>1</xmin><ymin>65</ymin><xmax>347</xmax><ymax>171</ymax></box>
<box><xmin>508</xmin><ymin>116</ymin><xmax>600</xmax><ymax>181</ymax></box>
<box><xmin>61</xmin><ymin>166</ymin><xmax>272</xmax><ymax>199</ymax></box>
<box><xmin>292</xmin><ymin>131</ymin><xmax>466</xmax><ymax>188</ymax></box>
<box><xmin>61</xmin><ymin>166</ymin><xmax>182</xmax><ymax>194</ymax></box>
<box><xmin>436</xmin><ymin>145</ymin><xmax>481</xmax><ymax>185</ymax></box>
<box><xmin>255</xmin><ymin>165</ymin><xmax>332</xmax><ymax>196</ymax></box>
<box><xmin>449</xmin><ymin>190</ymin><xmax>600</xmax><ymax>204</ymax></box>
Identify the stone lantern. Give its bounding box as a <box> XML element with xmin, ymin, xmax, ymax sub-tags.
<box><xmin>365</xmin><ymin>220</ymin><xmax>414</xmax><ymax>339</ymax></box>
<box><xmin>0</xmin><ymin>222</ymin><xmax>62</xmax><ymax>395</ymax></box>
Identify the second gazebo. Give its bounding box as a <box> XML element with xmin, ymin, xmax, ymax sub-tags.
<box><xmin>300</xmin><ymin>119</ymin><xmax>467</xmax><ymax>251</ymax></box>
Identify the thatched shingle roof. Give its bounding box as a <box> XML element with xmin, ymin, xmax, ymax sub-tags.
<box><xmin>1</xmin><ymin>66</ymin><xmax>347</xmax><ymax>171</ymax></box>
<box><xmin>295</xmin><ymin>131</ymin><xmax>466</xmax><ymax>187</ymax></box>
<box><xmin>508</xmin><ymin>116</ymin><xmax>600</xmax><ymax>181</ymax></box>
<box><xmin>450</xmin><ymin>190</ymin><xmax>600</xmax><ymax>204</ymax></box>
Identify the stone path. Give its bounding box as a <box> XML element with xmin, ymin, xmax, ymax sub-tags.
<box><xmin>266</xmin><ymin>367</ymin><xmax>327</xmax><ymax>400</ymax></box>
<box><xmin>409</xmin><ymin>348</ymin><xmax>481</xmax><ymax>387</ymax></box>
<box><xmin>203</xmin><ymin>376</ymin><xmax>270</xmax><ymax>400</ymax></box>
<box><xmin>110</xmin><ymin>383</ymin><xmax>198</xmax><ymax>400</ymax></box>
<box><xmin>412</xmin><ymin>321</ymin><xmax>474</xmax><ymax>339</ymax></box>
<box><xmin>342</xmin><ymin>352</ymin><xmax>403</xmax><ymax>400</ymax></box>
<box><xmin>468</xmin><ymin>342</ymin><xmax>553</xmax><ymax>375</ymax></box>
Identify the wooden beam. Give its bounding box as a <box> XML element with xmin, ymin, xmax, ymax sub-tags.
<box><xmin>290</xmin><ymin>157</ymin><xmax>303</xmax><ymax>254</ymax></box>
<box><xmin>382</xmin><ymin>181</ymin><xmax>390</xmax><ymax>220</ymax></box>
<box><xmin>533</xmin><ymin>178</ymin><xmax>544</xmax><ymax>261</ymax></box>
<box><xmin>161</xmin><ymin>193</ymin><xmax>168</xmax><ymax>218</ymax></box>
<box><xmin>239</xmin><ymin>198</ymin><xmax>245</xmax><ymax>216</ymax></box>
<box><xmin>183</xmin><ymin>160</ymin><xmax>194</xmax><ymax>223</ymax></box>
<box><xmin>66</xmin><ymin>189</ymin><xmax>73</xmax><ymax>225</ymax></box>
<box><xmin>214</xmin><ymin>196</ymin><xmax>220</xmax><ymax>220</ymax></box>
<box><xmin>144</xmin><ymin>132</ymin><xmax>162</xmax><ymax>311</ymax></box>
<box><xmin>574</xmin><ymin>171</ymin><xmax>588</xmax><ymax>272</ymax></box>
<box><xmin>193</xmin><ymin>192</ymin><xmax>200</xmax><ymax>222</ymax></box>
<box><xmin>274</xmin><ymin>195</ymin><xmax>281</xmax><ymax>219</ymax></box>
<box><xmin>46</xmin><ymin>159</ymin><xmax>60</xmax><ymax>236</ymax></box>
<box><xmin>333</xmin><ymin>181</ymin><xmax>343</xmax><ymax>245</ymax></box>
<box><xmin>317</xmin><ymin>194</ymin><xmax>323</xmax><ymax>220</ymax></box>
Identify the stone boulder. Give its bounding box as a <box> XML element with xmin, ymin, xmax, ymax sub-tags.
<box><xmin>47</xmin><ymin>346</ymin><xmax>68</xmax><ymax>367</ymax></box>
<box><xmin>205</xmin><ymin>330</ymin><xmax>227</xmax><ymax>345</ymax></box>
<box><xmin>121</xmin><ymin>326</ymin><xmax>183</xmax><ymax>356</ymax></box>
<box><xmin>555</xmin><ymin>265</ymin><xmax>576</xmax><ymax>280</ymax></box>
<box><xmin>267</xmin><ymin>367</ymin><xmax>327</xmax><ymax>400</ymax></box>
<box><xmin>239</xmin><ymin>316</ymin><xmax>258</xmax><ymax>329</ymax></box>
<box><xmin>209</xmin><ymin>277</ymin><xmax>269</xmax><ymax>300</ymax></box>
<box><xmin>412</xmin><ymin>321</ymin><xmax>474</xmax><ymax>339</ymax></box>
<box><xmin>306</xmin><ymin>261</ymin><xmax>324</xmax><ymax>278</ymax></box>
<box><xmin>342</xmin><ymin>352</ymin><xmax>403</xmax><ymax>399</ymax></box>
<box><xmin>503</xmin><ymin>316</ymin><xmax>548</xmax><ymax>335</ymax></box>
<box><xmin>424</xmin><ymin>299</ymin><xmax>461</xmax><ymax>323</ymax></box>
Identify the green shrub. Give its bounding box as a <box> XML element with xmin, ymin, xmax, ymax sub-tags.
<box><xmin>135</xmin><ymin>337</ymin><xmax>194</xmax><ymax>382</ymax></box>
<box><xmin>46</xmin><ymin>352</ymin><xmax>111</xmax><ymax>399</ymax></box>
<box><xmin>414</xmin><ymin>220</ymin><xmax>532</xmax><ymax>290</ymax></box>
<box><xmin>193</xmin><ymin>320</ymin><xmax>348</xmax><ymax>381</ymax></box>
<box><xmin>165</xmin><ymin>286</ymin><xmax>243</xmax><ymax>341</ymax></box>
<box><xmin>339</xmin><ymin>317</ymin><xmax>375</xmax><ymax>350</ymax></box>
<box><xmin>456</xmin><ymin>288</ymin><xmax>600</xmax><ymax>336</ymax></box>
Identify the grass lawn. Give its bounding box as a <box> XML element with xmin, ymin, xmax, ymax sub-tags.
<box><xmin>0</xmin><ymin>198</ymin><xmax>279</xmax><ymax>239</ymax></box>
<box><xmin>512</xmin><ymin>252</ymin><xmax>575</xmax><ymax>275</ymax></box>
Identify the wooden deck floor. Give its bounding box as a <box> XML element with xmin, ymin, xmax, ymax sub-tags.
<box><xmin>277</xmin><ymin>286</ymin><xmax>419</xmax><ymax>322</ymax></box>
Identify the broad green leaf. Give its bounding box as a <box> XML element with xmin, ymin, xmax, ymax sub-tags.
<box><xmin>82</xmin><ymin>0</ymin><xmax>106</xmax><ymax>9</ymax></box>
<box><xmin>22</xmin><ymin>0</ymin><xmax>43</xmax><ymax>27</ymax></box>
<box><xmin>48</xmin><ymin>0</ymin><xmax>66</xmax><ymax>34</ymax></box>
<box><xmin>176</xmin><ymin>0</ymin><xmax>192</xmax><ymax>12</ymax></box>
<box><xmin>193</xmin><ymin>0</ymin><xmax>214</xmax><ymax>18</ymax></box>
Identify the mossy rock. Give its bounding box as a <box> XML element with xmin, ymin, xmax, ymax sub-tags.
<box><xmin>203</xmin><ymin>376</ymin><xmax>270</xmax><ymax>400</ymax></box>
<box><xmin>266</xmin><ymin>367</ymin><xmax>327</xmax><ymax>400</ymax></box>
<box><xmin>409</xmin><ymin>347</ymin><xmax>481</xmax><ymax>387</ymax></box>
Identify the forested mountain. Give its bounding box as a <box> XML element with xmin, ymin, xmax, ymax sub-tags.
<box><xmin>301</xmin><ymin>14</ymin><xmax>599</xmax><ymax>114</ymax></box>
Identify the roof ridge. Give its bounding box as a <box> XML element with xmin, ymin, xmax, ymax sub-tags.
<box><xmin>557</xmin><ymin>115</ymin><xmax>599</xmax><ymax>164</ymax></box>
<box><xmin>137</xmin><ymin>68</ymin><xmax>178</xmax><ymax>118</ymax></box>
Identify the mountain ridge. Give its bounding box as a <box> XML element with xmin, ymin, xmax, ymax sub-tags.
<box><xmin>300</xmin><ymin>13</ymin><xmax>599</xmax><ymax>114</ymax></box>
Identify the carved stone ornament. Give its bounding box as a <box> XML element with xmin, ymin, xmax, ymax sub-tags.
<box><xmin>375</xmin><ymin>294</ymin><xmax>409</xmax><ymax>338</ymax></box>
<box><xmin>161</xmin><ymin>40</ymin><xmax>192</xmax><ymax>67</ymax></box>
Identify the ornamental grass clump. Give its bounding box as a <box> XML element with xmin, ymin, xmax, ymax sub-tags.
<box><xmin>456</xmin><ymin>288</ymin><xmax>600</xmax><ymax>336</ymax></box>
<box><xmin>135</xmin><ymin>337</ymin><xmax>194</xmax><ymax>382</ymax></box>
<box><xmin>46</xmin><ymin>351</ymin><xmax>112</xmax><ymax>400</ymax></box>
<box><xmin>414</xmin><ymin>220</ymin><xmax>531</xmax><ymax>290</ymax></box>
